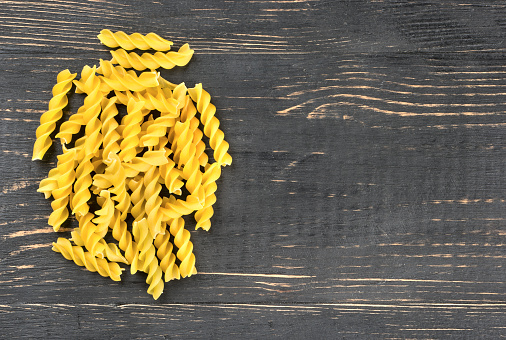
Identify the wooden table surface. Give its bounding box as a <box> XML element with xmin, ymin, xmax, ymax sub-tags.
<box><xmin>1</xmin><ymin>0</ymin><xmax>505</xmax><ymax>339</ymax></box>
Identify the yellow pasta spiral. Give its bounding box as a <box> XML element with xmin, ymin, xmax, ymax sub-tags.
<box><xmin>37</xmin><ymin>167</ymin><xmax>59</xmax><ymax>199</ymax></box>
<box><xmin>98</xmin><ymin>29</ymin><xmax>173</xmax><ymax>51</ymax></box>
<box><xmin>143</xmin><ymin>165</ymin><xmax>164</xmax><ymax>238</ymax></box>
<box><xmin>188</xmin><ymin>83</ymin><xmax>232</xmax><ymax>166</ymax></box>
<box><xmin>56</xmin><ymin>105</ymin><xmax>84</xmax><ymax>144</ymax></box>
<box><xmin>168</xmin><ymin>217</ymin><xmax>197</xmax><ymax>278</ymax></box>
<box><xmin>48</xmin><ymin>147</ymin><xmax>76</xmax><ymax>231</ymax></box>
<box><xmin>110</xmin><ymin>210</ymin><xmax>142</xmax><ymax>274</ymax></box>
<box><xmin>122</xmin><ymin>150</ymin><xmax>169</xmax><ymax>177</ymax></box>
<box><xmin>139</xmin><ymin>111</ymin><xmax>177</xmax><ymax>147</ymax></box>
<box><xmin>32</xmin><ymin>69</ymin><xmax>76</xmax><ymax>160</ymax></box>
<box><xmin>172</xmin><ymin>121</ymin><xmax>205</xmax><ymax>202</ymax></box>
<box><xmin>119</xmin><ymin>98</ymin><xmax>145</xmax><ymax>162</ymax></box>
<box><xmin>99</xmin><ymin>60</ymin><xmax>159</xmax><ymax>92</ymax></box>
<box><xmin>160</xmin><ymin>194</ymin><xmax>203</xmax><ymax>220</ymax></box>
<box><xmin>133</xmin><ymin>219</ymin><xmax>164</xmax><ymax>300</ymax></box>
<box><xmin>92</xmin><ymin>190</ymin><xmax>115</xmax><ymax>237</ymax></box>
<box><xmin>153</xmin><ymin>223</ymin><xmax>180</xmax><ymax>282</ymax></box>
<box><xmin>81</xmin><ymin>74</ymin><xmax>104</xmax><ymax>159</ymax></box>
<box><xmin>100</xmin><ymin>97</ymin><xmax>121</xmax><ymax>158</ymax></box>
<box><xmin>195</xmin><ymin>163</ymin><xmax>222</xmax><ymax>231</ymax></box>
<box><xmin>52</xmin><ymin>237</ymin><xmax>123</xmax><ymax>282</ymax></box>
<box><xmin>178</xmin><ymin>96</ymin><xmax>208</xmax><ymax>166</ymax></box>
<box><xmin>71</xmin><ymin>154</ymin><xmax>94</xmax><ymax>216</ymax></box>
<box><xmin>143</xmin><ymin>87</ymin><xmax>180</xmax><ymax>115</ymax></box>
<box><xmin>70</xmin><ymin>216</ymin><xmax>127</xmax><ymax>264</ymax></box>
<box><xmin>110</xmin><ymin>43</ymin><xmax>194</xmax><ymax>71</ymax></box>
<box><xmin>73</xmin><ymin>212</ymin><xmax>105</xmax><ymax>258</ymax></box>
<box><xmin>128</xmin><ymin>176</ymin><xmax>146</xmax><ymax>220</ymax></box>
<box><xmin>158</xmin><ymin>147</ymin><xmax>184</xmax><ymax>195</ymax></box>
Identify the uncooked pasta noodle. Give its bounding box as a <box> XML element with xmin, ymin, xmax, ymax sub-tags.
<box><xmin>32</xmin><ymin>30</ymin><xmax>232</xmax><ymax>300</ymax></box>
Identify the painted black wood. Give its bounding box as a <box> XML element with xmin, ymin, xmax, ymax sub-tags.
<box><xmin>1</xmin><ymin>0</ymin><xmax>505</xmax><ymax>338</ymax></box>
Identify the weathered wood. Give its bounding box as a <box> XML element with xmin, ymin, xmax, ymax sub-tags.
<box><xmin>1</xmin><ymin>0</ymin><xmax>505</xmax><ymax>338</ymax></box>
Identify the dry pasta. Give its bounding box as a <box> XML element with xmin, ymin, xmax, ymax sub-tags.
<box><xmin>32</xmin><ymin>30</ymin><xmax>232</xmax><ymax>300</ymax></box>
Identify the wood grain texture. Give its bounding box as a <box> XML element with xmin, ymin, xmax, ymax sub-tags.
<box><xmin>1</xmin><ymin>0</ymin><xmax>505</xmax><ymax>338</ymax></box>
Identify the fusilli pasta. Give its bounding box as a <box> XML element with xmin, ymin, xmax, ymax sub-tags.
<box><xmin>33</xmin><ymin>30</ymin><xmax>232</xmax><ymax>300</ymax></box>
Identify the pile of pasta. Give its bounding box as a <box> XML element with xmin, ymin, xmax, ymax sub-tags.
<box><xmin>32</xmin><ymin>30</ymin><xmax>232</xmax><ymax>299</ymax></box>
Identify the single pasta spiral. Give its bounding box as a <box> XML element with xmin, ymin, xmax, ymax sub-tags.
<box><xmin>188</xmin><ymin>83</ymin><xmax>232</xmax><ymax>166</ymax></box>
<box><xmin>70</xmin><ymin>217</ymin><xmax>127</xmax><ymax>264</ymax></box>
<box><xmin>99</xmin><ymin>60</ymin><xmax>159</xmax><ymax>92</ymax></box>
<box><xmin>168</xmin><ymin>217</ymin><xmax>197</xmax><ymax>278</ymax></box>
<box><xmin>119</xmin><ymin>98</ymin><xmax>145</xmax><ymax>162</ymax></box>
<box><xmin>128</xmin><ymin>176</ymin><xmax>146</xmax><ymax>221</ymax></box>
<box><xmin>52</xmin><ymin>238</ymin><xmax>123</xmax><ymax>282</ymax></box>
<box><xmin>153</xmin><ymin>225</ymin><xmax>180</xmax><ymax>282</ymax></box>
<box><xmin>195</xmin><ymin>163</ymin><xmax>222</xmax><ymax>231</ymax></box>
<box><xmin>71</xmin><ymin>154</ymin><xmax>94</xmax><ymax>216</ymax></box>
<box><xmin>32</xmin><ymin>69</ymin><xmax>76</xmax><ymax>160</ymax></box>
<box><xmin>143</xmin><ymin>165</ymin><xmax>164</xmax><ymax>238</ymax></box>
<box><xmin>93</xmin><ymin>190</ymin><xmax>115</xmax><ymax>237</ymax></box>
<box><xmin>98</xmin><ymin>29</ymin><xmax>173</xmax><ymax>51</ymax></box>
<box><xmin>133</xmin><ymin>219</ymin><xmax>164</xmax><ymax>300</ymax></box>
<box><xmin>100</xmin><ymin>97</ymin><xmax>121</xmax><ymax>158</ymax></box>
<box><xmin>48</xmin><ymin>147</ymin><xmax>76</xmax><ymax>232</ymax></box>
<box><xmin>160</xmin><ymin>194</ymin><xmax>203</xmax><ymax>220</ymax></box>
<box><xmin>110</xmin><ymin>43</ymin><xmax>194</xmax><ymax>71</ymax></box>
<box><xmin>110</xmin><ymin>210</ymin><xmax>142</xmax><ymax>274</ymax></box>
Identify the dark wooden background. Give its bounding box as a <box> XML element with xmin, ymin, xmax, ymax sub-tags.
<box><xmin>1</xmin><ymin>0</ymin><xmax>505</xmax><ymax>338</ymax></box>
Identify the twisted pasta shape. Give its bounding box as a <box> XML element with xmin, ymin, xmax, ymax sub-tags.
<box><xmin>36</xmin><ymin>31</ymin><xmax>233</xmax><ymax>300</ymax></box>
<box><xmin>160</xmin><ymin>194</ymin><xmax>202</xmax><ymax>220</ymax></box>
<box><xmin>178</xmin><ymin>97</ymin><xmax>208</xmax><ymax>166</ymax></box>
<box><xmin>110</xmin><ymin>210</ymin><xmax>142</xmax><ymax>274</ymax></box>
<box><xmin>52</xmin><ymin>237</ymin><xmax>123</xmax><ymax>281</ymax></box>
<box><xmin>99</xmin><ymin>60</ymin><xmax>159</xmax><ymax>92</ymax></box>
<box><xmin>73</xmin><ymin>212</ymin><xmax>105</xmax><ymax>258</ymax></box>
<box><xmin>102</xmin><ymin>153</ymin><xmax>131</xmax><ymax>220</ymax></box>
<box><xmin>128</xmin><ymin>176</ymin><xmax>146</xmax><ymax>221</ymax></box>
<box><xmin>71</xmin><ymin>153</ymin><xmax>94</xmax><ymax>216</ymax></box>
<box><xmin>72</xmin><ymin>229</ymin><xmax>128</xmax><ymax>264</ymax></box>
<box><xmin>56</xmin><ymin>105</ymin><xmax>84</xmax><ymax>144</ymax></box>
<box><xmin>110</xmin><ymin>43</ymin><xmax>194</xmax><ymax>71</ymax></box>
<box><xmin>132</xmin><ymin>219</ymin><xmax>164</xmax><ymax>300</ymax></box>
<box><xmin>119</xmin><ymin>98</ymin><xmax>145</xmax><ymax>162</ymax></box>
<box><xmin>188</xmin><ymin>83</ymin><xmax>232</xmax><ymax>166</ymax></box>
<box><xmin>92</xmin><ymin>190</ymin><xmax>115</xmax><ymax>237</ymax></box>
<box><xmin>144</xmin><ymin>87</ymin><xmax>180</xmax><ymax>115</ymax></box>
<box><xmin>155</xmin><ymin>138</ymin><xmax>184</xmax><ymax>195</ymax></box>
<box><xmin>153</xmin><ymin>223</ymin><xmax>180</xmax><ymax>282</ymax></box>
<box><xmin>37</xmin><ymin>167</ymin><xmax>59</xmax><ymax>199</ymax></box>
<box><xmin>73</xmin><ymin>65</ymin><xmax>108</xmax><ymax>95</ymax></box>
<box><xmin>173</xmin><ymin>121</ymin><xmax>205</xmax><ymax>202</ymax></box>
<box><xmin>81</xmin><ymin>73</ymin><xmax>104</xmax><ymax>159</ymax></box>
<box><xmin>139</xmin><ymin>111</ymin><xmax>177</xmax><ymax>147</ymax></box>
<box><xmin>48</xmin><ymin>147</ymin><xmax>76</xmax><ymax>231</ymax></box>
<box><xmin>100</xmin><ymin>97</ymin><xmax>121</xmax><ymax>158</ymax></box>
<box><xmin>32</xmin><ymin>69</ymin><xmax>76</xmax><ymax>160</ymax></box>
<box><xmin>71</xmin><ymin>214</ymin><xmax>127</xmax><ymax>264</ymax></box>
<box><xmin>98</xmin><ymin>29</ymin><xmax>173</xmax><ymax>51</ymax></box>
<box><xmin>144</xmin><ymin>165</ymin><xmax>164</xmax><ymax>238</ymax></box>
<box><xmin>195</xmin><ymin>163</ymin><xmax>222</xmax><ymax>231</ymax></box>
<box><xmin>168</xmin><ymin>217</ymin><xmax>197</xmax><ymax>278</ymax></box>
<box><xmin>158</xmin><ymin>157</ymin><xmax>183</xmax><ymax>195</ymax></box>
<box><xmin>123</xmin><ymin>150</ymin><xmax>169</xmax><ymax>177</ymax></box>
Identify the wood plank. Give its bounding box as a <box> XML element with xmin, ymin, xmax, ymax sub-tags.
<box><xmin>1</xmin><ymin>302</ymin><xmax>505</xmax><ymax>339</ymax></box>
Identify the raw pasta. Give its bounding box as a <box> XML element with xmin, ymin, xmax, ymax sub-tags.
<box><xmin>33</xmin><ymin>30</ymin><xmax>232</xmax><ymax>300</ymax></box>
<box><xmin>32</xmin><ymin>69</ymin><xmax>76</xmax><ymax>160</ymax></box>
